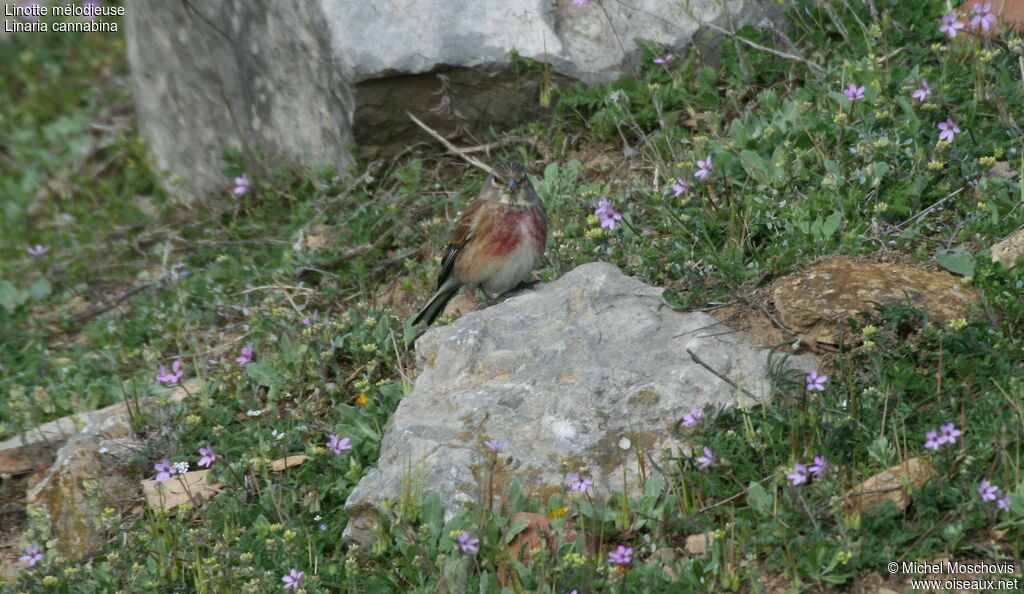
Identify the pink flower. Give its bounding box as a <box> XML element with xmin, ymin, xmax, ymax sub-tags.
<box><xmin>484</xmin><ymin>440</ymin><xmax>508</xmax><ymax>452</ymax></box>
<box><xmin>607</xmin><ymin>545</ymin><xmax>633</xmax><ymax>564</ymax></box>
<box><xmin>978</xmin><ymin>479</ymin><xmax>1000</xmax><ymax>501</ymax></box>
<box><xmin>326</xmin><ymin>434</ymin><xmax>352</xmax><ymax>455</ymax></box>
<box><xmin>573</xmin><ymin>0</ymin><xmax>587</xmax><ymax>6</ymax></box>
<box><xmin>653</xmin><ymin>53</ymin><xmax>675</xmax><ymax>64</ymax></box>
<box><xmin>996</xmin><ymin>494</ymin><xmax>1011</xmax><ymax>511</ymax></box>
<box><xmin>694</xmin><ymin>156</ymin><xmax>713</xmax><ymax>179</ymax></box>
<box><xmin>938</xmin><ymin>422</ymin><xmax>961</xmax><ymax>445</ymax></box>
<box><xmin>912</xmin><ymin>80</ymin><xmax>932</xmax><ymax>103</ymax></box>
<box><xmin>302</xmin><ymin>309</ymin><xmax>319</xmax><ymax>325</ymax></box>
<box><xmin>26</xmin><ymin>244</ymin><xmax>50</xmax><ymax>256</ymax></box>
<box><xmin>595</xmin><ymin>197</ymin><xmax>623</xmax><ymax>230</ymax></box>
<box><xmin>787</xmin><ymin>463</ymin><xmax>809</xmax><ymax>485</ymax></box>
<box><xmin>970</xmin><ymin>2</ymin><xmax>997</xmax><ymax>32</ymax></box>
<box><xmin>939</xmin><ymin>13</ymin><xmax>965</xmax><ymax>38</ymax></box>
<box><xmin>457</xmin><ymin>531</ymin><xmax>479</xmax><ymax>553</ymax></box>
<box><xmin>805</xmin><ymin>370</ymin><xmax>828</xmax><ymax>391</ymax></box>
<box><xmin>937</xmin><ymin>118</ymin><xmax>961</xmax><ymax>143</ymax></box>
<box><xmin>82</xmin><ymin>0</ymin><xmax>100</xmax><ymax>20</ymax></box>
<box><xmin>154</xmin><ymin>458</ymin><xmax>178</xmax><ymax>482</ymax></box>
<box><xmin>20</xmin><ymin>545</ymin><xmax>43</xmax><ymax>566</ymax></box>
<box><xmin>843</xmin><ymin>84</ymin><xmax>865</xmax><ymax>101</ymax></box>
<box><xmin>568</xmin><ymin>473</ymin><xmax>593</xmax><ymax>493</ymax></box>
<box><xmin>281</xmin><ymin>568</ymin><xmax>304</xmax><ymax>589</ymax></box>
<box><xmin>809</xmin><ymin>455</ymin><xmax>827</xmax><ymax>476</ymax></box>
<box><xmin>924</xmin><ymin>429</ymin><xmax>942</xmax><ymax>451</ymax></box>
<box><xmin>235</xmin><ymin>347</ymin><xmax>254</xmax><ymax>365</ymax></box>
<box><xmin>680</xmin><ymin>407</ymin><xmax>703</xmax><ymax>427</ymax></box>
<box><xmin>672</xmin><ymin>177</ymin><xmax>689</xmax><ymax>197</ymax></box>
<box><xmin>696</xmin><ymin>446</ymin><xmax>714</xmax><ymax>469</ymax></box>
<box><xmin>232</xmin><ymin>174</ymin><xmax>251</xmax><ymax>197</ymax></box>
<box><xmin>197</xmin><ymin>445</ymin><xmax>217</xmax><ymax>468</ymax></box>
<box><xmin>156</xmin><ymin>360</ymin><xmax>185</xmax><ymax>384</ymax></box>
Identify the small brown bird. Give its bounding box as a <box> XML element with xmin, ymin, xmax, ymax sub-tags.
<box><xmin>413</xmin><ymin>162</ymin><xmax>547</xmax><ymax>326</ymax></box>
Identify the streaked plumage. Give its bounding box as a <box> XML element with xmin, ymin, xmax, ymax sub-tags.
<box><xmin>413</xmin><ymin>162</ymin><xmax>547</xmax><ymax>327</ymax></box>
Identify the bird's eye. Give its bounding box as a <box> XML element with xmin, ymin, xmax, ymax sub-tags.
<box><xmin>491</xmin><ymin>176</ymin><xmax>503</xmax><ymax>187</ymax></box>
<box><xmin>507</xmin><ymin>180</ymin><xmax>520</xmax><ymax>191</ymax></box>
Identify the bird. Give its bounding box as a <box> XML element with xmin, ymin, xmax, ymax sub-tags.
<box><xmin>413</xmin><ymin>161</ymin><xmax>547</xmax><ymax>327</ymax></box>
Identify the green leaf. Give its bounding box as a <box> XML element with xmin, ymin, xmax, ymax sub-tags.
<box><xmin>503</xmin><ymin>517</ymin><xmax>530</xmax><ymax>544</ymax></box>
<box><xmin>821</xmin><ymin>211</ymin><xmax>842</xmax><ymax>238</ymax></box>
<box><xmin>0</xmin><ymin>280</ymin><xmax>20</xmax><ymax>310</ymax></box>
<box><xmin>245</xmin><ymin>362</ymin><xmax>282</xmax><ymax>387</ymax></box>
<box><xmin>746</xmin><ymin>483</ymin><xmax>773</xmax><ymax>517</ymax></box>
<box><xmin>29</xmin><ymin>277</ymin><xmax>52</xmax><ymax>300</ymax></box>
<box><xmin>935</xmin><ymin>248</ymin><xmax>975</xmax><ymax>277</ymax></box>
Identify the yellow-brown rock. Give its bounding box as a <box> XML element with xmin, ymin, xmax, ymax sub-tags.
<box><xmin>991</xmin><ymin>226</ymin><xmax>1024</xmax><ymax>270</ymax></box>
<box><xmin>772</xmin><ymin>258</ymin><xmax>977</xmax><ymax>344</ymax></box>
<box><xmin>843</xmin><ymin>457</ymin><xmax>936</xmax><ymax>513</ymax></box>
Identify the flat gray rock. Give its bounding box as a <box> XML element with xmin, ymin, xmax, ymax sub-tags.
<box><xmin>343</xmin><ymin>262</ymin><xmax>813</xmax><ymax>546</ymax></box>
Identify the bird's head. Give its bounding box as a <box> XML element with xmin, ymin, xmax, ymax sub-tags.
<box><xmin>485</xmin><ymin>162</ymin><xmax>537</xmax><ymax>206</ymax></box>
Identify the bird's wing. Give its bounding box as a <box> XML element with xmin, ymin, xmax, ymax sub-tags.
<box><xmin>436</xmin><ymin>198</ymin><xmax>483</xmax><ymax>290</ymax></box>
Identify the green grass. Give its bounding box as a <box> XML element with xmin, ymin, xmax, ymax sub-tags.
<box><xmin>4</xmin><ymin>0</ymin><xmax>1024</xmax><ymax>591</ymax></box>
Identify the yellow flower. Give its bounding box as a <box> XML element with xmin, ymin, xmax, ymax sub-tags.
<box><xmin>927</xmin><ymin>159</ymin><xmax>945</xmax><ymax>171</ymax></box>
<box><xmin>862</xmin><ymin>325</ymin><xmax>877</xmax><ymax>337</ymax></box>
<box><xmin>946</xmin><ymin>318</ymin><xmax>968</xmax><ymax>331</ymax></box>
<box><xmin>356</xmin><ymin>394</ymin><xmax>369</xmax><ymax>405</ymax></box>
<box><xmin>546</xmin><ymin>507</ymin><xmax>569</xmax><ymax>518</ymax></box>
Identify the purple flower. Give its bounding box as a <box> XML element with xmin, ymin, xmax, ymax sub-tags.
<box><xmin>595</xmin><ymin>197</ymin><xmax>623</xmax><ymax>230</ymax></box>
<box><xmin>232</xmin><ymin>174</ymin><xmax>251</xmax><ymax>197</ymax></box>
<box><xmin>695</xmin><ymin>156</ymin><xmax>713</xmax><ymax>179</ymax></box>
<box><xmin>843</xmin><ymin>84</ymin><xmax>865</xmax><ymax>101</ymax></box>
<box><xmin>924</xmin><ymin>429</ymin><xmax>942</xmax><ymax>451</ymax></box>
<box><xmin>970</xmin><ymin>2</ymin><xmax>997</xmax><ymax>32</ymax></box>
<box><xmin>456</xmin><ymin>530</ymin><xmax>479</xmax><ymax>553</ymax></box>
<box><xmin>18</xmin><ymin>1</ymin><xmax>40</xmax><ymax>20</ymax></box>
<box><xmin>319</xmin><ymin>523</ymin><xmax>328</xmax><ymax>531</ymax></box>
<box><xmin>484</xmin><ymin>440</ymin><xmax>508</xmax><ymax>452</ymax></box>
<box><xmin>197</xmin><ymin>445</ymin><xmax>217</xmax><ymax>468</ymax></box>
<box><xmin>568</xmin><ymin>473</ymin><xmax>593</xmax><ymax>493</ymax></box>
<box><xmin>154</xmin><ymin>458</ymin><xmax>178</xmax><ymax>482</ymax></box>
<box><xmin>978</xmin><ymin>479</ymin><xmax>1000</xmax><ymax>502</ymax></box>
<box><xmin>809</xmin><ymin>455</ymin><xmax>827</xmax><ymax>476</ymax></box>
<box><xmin>996</xmin><ymin>494</ymin><xmax>1011</xmax><ymax>511</ymax></box>
<box><xmin>696</xmin><ymin>446</ymin><xmax>714</xmax><ymax>469</ymax></box>
<box><xmin>938</xmin><ymin>422</ymin><xmax>961</xmax><ymax>445</ymax></box>
<box><xmin>573</xmin><ymin>0</ymin><xmax>587</xmax><ymax>6</ymax></box>
<box><xmin>607</xmin><ymin>545</ymin><xmax>633</xmax><ymax>565</ymax></box>
<box><xmin>680</xmin><ymin>407</ymin><xmax>703</xmax><ymax>427</ymax></box>
<box><xmin>805</xmin><ymin>370</ymin><xmax>828</xmax><ymax>392</ymax></box>
<box><xmin>672</xmin><ymin>177</ymin><xmax>689</xmax><ymax>197</ymax></box>
<box><xmin>302</xmin><ymin>309</ymin><xmax>319</xmax><ymax>325</ymax></box>
<box><xmin>281</xmin><ymin>568</ymin><xmax>305</xmax><ymax>589</ymax></box>
<box><xmin>849</xmin><ymin>147</ymin><xmax>859</xmax><ymax>154</ymax></box>
<box><xmin>912</xmin><ymin>80</ymin><xmax>932</xmax><ymax>103</ymax></box>
<box><xmin>82</xmin><ymin>0</ymin><xmax>100</xmax><ymax>19</ymax></box>
<box><xmin>19</xmin><ymin>545</ymin><xmax>43</xmax><ymax>566</ymax></box>
<box><xmin>26</xmin><ymin>244</ymin><xmax>50</xmax><ymax>256</ymax></box>
<box><xmin>156</xmin><ymin>360</ymin><xmax>185</xmax><ymax>384</ymax></box>
<box><xmin>787</xmin><ymin>463</ymin><xmax>809</xmax><ymax>486</ymax></box>
<box><xmin>326</xmin><ymin>434</ymin><xmax>352</xmax><ymax>455</ymax></box>
<box><xmin>235</xmin><ymin>347</ymin><xmax>254</xmax><ymax>365</ymax></box>
<box><xmin>939</xmin><ymin>13</ymin><xmax>965</xmax><ymax>38</ymax></box>
<box><xmin>653</xmin><ymin>53</ymin><xmax>675</xmax><ymax>65</ymax></box>
<box><xmin>937</xmin><ymin>118</ymin><xmax>961</xmax><ymax>143</ymax></box>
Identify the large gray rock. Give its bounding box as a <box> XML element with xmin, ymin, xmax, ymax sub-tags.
<box><xmin>343</xmin><ymin>263</ymin><xmax>814</xmax><ymax>547</ymax></box>
<box><xmin>126</xmin><ymin>0</ymin><xmax>785</xmax><ymax>200</ymax></box>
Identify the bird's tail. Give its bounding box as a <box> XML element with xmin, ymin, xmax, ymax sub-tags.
<box><xmin>412</xmin><ymin>284</ymin><xmax>460</xmax><ymax>327</ymax></box>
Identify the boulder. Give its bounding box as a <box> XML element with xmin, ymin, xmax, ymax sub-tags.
<box><xmin>23</xmin><ymin>382</ymin><xmax>195</xmax><ymax>560</ymax></box>
<box><xmin>772</xmin><ymin>258</ymin><xmax>977</xmax><ymax>344</ymax></box>
<box><xmin>343</xmin><ymin>262</ymin><xmax>815</xmax><ymax>547</ymax></box>
<box><xmin>125</xmin><ymin>0</ymin><xmax>786</xmax><ymax>200</ymax></box>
